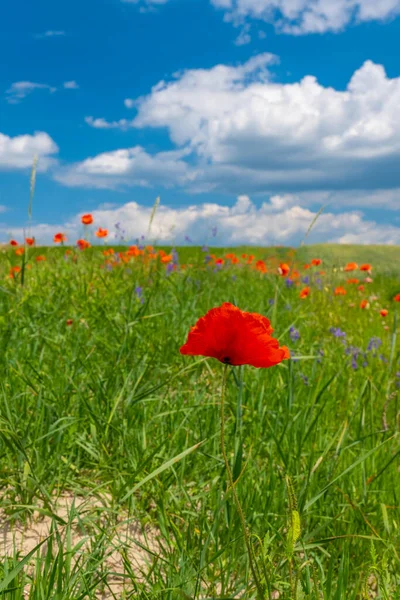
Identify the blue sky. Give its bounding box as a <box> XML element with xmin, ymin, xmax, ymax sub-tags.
<box><xmin>1</xmin><ymin>0</ymin><xmax>400</xmax><ymax>245</ymax></box>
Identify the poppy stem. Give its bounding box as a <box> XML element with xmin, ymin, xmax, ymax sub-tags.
<box><xmin>220</xmin><ymin>364</ymin><xmax>265</xmax><ymax>600</ymax></box>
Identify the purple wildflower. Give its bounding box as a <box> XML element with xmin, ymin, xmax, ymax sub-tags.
<box><xmin>367</xmin><ymin>337</ymin><xmax>382</xmax><ymax>352</ymax></box>
<box><xmin>289</xmin><ymin>327</ymin><xmax>300</xmax><ymax>342</ymax></box>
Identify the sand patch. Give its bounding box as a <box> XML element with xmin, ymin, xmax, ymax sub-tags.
<box><xmin>0</xmin><ymin>492</ymin><xmax>160</xmax><ymax>598</ymax></box>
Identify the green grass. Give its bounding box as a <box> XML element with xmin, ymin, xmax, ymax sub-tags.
<box><xmin>0</xmin><ymin>243</ymin><xmax>399</xmax><ymax>599</ymax></box>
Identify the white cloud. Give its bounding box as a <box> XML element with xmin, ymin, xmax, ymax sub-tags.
<box><xmin>85</xmin><ymin>116</ymin><xmax>132</xmax><ymax>129</ymax></box>
<box><xmin>210</xmin><ymin>0</ymin><xmax>400</xmax><ymax>34</ymax></box>
<box><xmin>63</xmin><ymin>81</ymin><xmax>79</xmax><ymax>89</ymax></box>
<box><xmin>54</xmin><ymin>146</ymin><xmax>193</xmax><ymax>189</ymax></box>
<box><xmin>3</xmin><ymin>195</ymin><xmax>400</xmax><ymax>246</ymax></box>
<box><xmin>5</xmin><ymin>80</ymin><xmax>77</xmax><ymax>103</ymax></box>
<box><xmin>124</xmin><ymin>98</ymin><xmax>135</xmax><ymax>108</ymax></box>
<box><xmin>6</xmin><ymin>82</ymin><xmax>57</xmax><ymax>104</ymax></box>
<box><xmin>234</xmin><ymin>24</ymin><xmax>252</xmax><ymax>44</ymax></box>
<box><xmin>0</xmin><ymin>131</ymin><xmax>59</xmax><ymax>171</ymax></box>
<box><xmin>55</xmin><ymin>56</ymin><xmax>400</xmax><ymax>211</ymax></box>
<box><xmin>36</xmin><ymin>30</ymin><xmax>66</xmax><ymax>39</ymax></box>
<box><xmin>122</xmin><ymin>57</ymin><xmax>400</xmax><ymax>198</ymax></box>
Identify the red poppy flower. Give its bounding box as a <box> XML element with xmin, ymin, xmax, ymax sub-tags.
<box><xmin>344</xmin><ymin>262</ymin><xmax>358</xmax><ymax>272</ymax></box>
<box><xmin>54</xmin><ymin>232</ymin><xmax>67</xmax><ymax>243</ymax></box>
<box><xmin>81</xmin><ymin>214</ymin><xmax>93</xmax><ymax>226</ymax></box>
<box><xmin>360</xmin><ymin>264</ymin><xmax>372</xmax><ymax>272</ymax></box>
<box><xmin>25</xmin><ymin>237</ymin><xmax>35</xmax><ymax>246</ymax></box>
<box><xmin>360</xmin><ymin>300</ymin><xmax>369</xmax><ymax>309</ymax></box>
<box><xmin>303</xmin><ymin>264</ymin><xmax>310</xmax><ymax>270</ymax></box>
<box><xmin>95</xmin><ymin>227</ymin><xmax>108</xmax><ymax>238</ymax></box>
<box><xmin>358</xmin><ymin>285</ymin><xmax>365</xmax><ymax>292</ymax></box>
<box><xmin>334</xmin><ymin>286</ymin><xmax>347</xmax><ymax>296</ymax></box>
<box><xmin>180</xmin><ymin>302</ymin><xmax>290</xmax><ymax>368</ymax></box>
<box><xmin>394</xmin><ymin>293</ymin><xmax>400</xmax><ymax>302</ymax></box>
<box><xmin>215</xmin><ymin>258</ymin><xmax>224</xmax><ymax>265</ymax></box>
<box><xmin>161</xmin><ymin>254</ymin><xmax>173</xmax><ymax>264</ymax></box>
<box><xmin>299</xmin><ymin>286</ymin><xmax>310</xmax><ymax>299</ymax></box>
<box><xmin>66</xmin><ymin>319</ymin><xmax>73</xmax><ymax>326</ymax></box>
<box><xmin>255</xmin><ymin>259</ymin><xmax>267</xmax><ymax>273</ymax></box>
<box><xmin>311</xmin><ymin>259</ymin><xmax>322</xmax><ymax>266</ymax></box>
<box><xmin>77</xmin><ymin>239</ymin><xmax>91</xmax><ymax>250</ymax></box>
<box><xmin>380</xmin><ymin>309</ymin><xmax>388</xmax><ymax>317</ymax></box>
<box><xmin>9</xmin><ymin>240</ymin><xmax>18</xmax><ymax>246</ymax></box>
<box><xmin>15</xmin><ymin>248</ymin><xmax>24</xmax><ymax>256</ymax></box>
<box><xmin>278</xmin><ymin>263</ymin><xmax>290</xmax><ymax>277</ymax></box>
<box><xmin>346</xmin><ymin>278</ymin><xmax>359</xmax><ymax>284</ymax></box>
<box><xmin>36</xmin><ymin>255</ymin><xmax>46</xmax><ymax>262</ymax></box>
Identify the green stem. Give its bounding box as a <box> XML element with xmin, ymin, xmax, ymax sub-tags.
<box><xmin>220</xmin><ymin>364</ymin><xmax>264</xmax><ymax>600</ymax></box>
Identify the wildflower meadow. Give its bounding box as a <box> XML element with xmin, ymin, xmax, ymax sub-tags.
<box><xmin>0</xmin><ymin>213</ymin><xmax>399</xmax><ymax>599</ymax></box>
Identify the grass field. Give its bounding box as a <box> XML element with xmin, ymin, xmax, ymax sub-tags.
<box><xmin>0</xmin><ymin>240</ymin><xmax>399</xmax><ymax>599</ymax></box>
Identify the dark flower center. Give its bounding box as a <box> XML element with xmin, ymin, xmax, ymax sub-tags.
<box><xmin>222</xmin><ymin>356</ymin><xmax>231</xmax><ymax>364</ymax></box>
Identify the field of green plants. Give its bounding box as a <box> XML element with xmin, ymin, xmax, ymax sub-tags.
<box><xmin>0</xmin><ymin>238</ymin><xmax>399</xmax><ymax>599</ymax></box>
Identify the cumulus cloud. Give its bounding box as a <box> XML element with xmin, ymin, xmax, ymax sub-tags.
<box><xmin>77</xmin><ymin>56</ymin><xmax>400</xmax><ymax>207</ymax></box>
<box><xmin>210</xmin><ymin>0</ymin><xmax>400</xmax><ymax>34</ymax></box>
<box><xmin>54</xmin><ymin>146</ymin><xmax>193</xmax><ymax>189</ymax></box>
<box><xmin>121</xmin><ymin>0</ymin><xmax>400</xmax><ymax>34</ymax></box>
<box><xmin>3</xmin><ymin>195</ymin><xmax>400</xmax><ymax>246</ymax></box>
<box><xmin>0</xmin><ymin>131</ymin><xmax>59</xmax><ymax>171</ymax></box>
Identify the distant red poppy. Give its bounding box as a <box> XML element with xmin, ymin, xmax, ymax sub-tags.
<box><xmin>394</xmin><ymin>293</ymin><xmax>400</xmax><ymax>302</ymax></box>
<box><xmin>299</xmin><ymin>286</ymin><xmax>310</xmax><ymax>299</ymax></box>
<box><xmin>358</xmin><ymin>285</ymin><xmax>365</xmax><ymax>292</ymax></box>
<box><xmin>380</xmin><ymin>309</ymin><xmax>388</xmax><ymax>317</ymax></box>
<box><xmin>77</xmin><ymin>239</ymin><xmax>91</xmax><ymax>250</ymax></box>
<box><xmin>9</xmin><ymin>240</ymin><xmax>18</xmax><ymax>246</ymax></box>
<box><xmin>347</xmin><ymin>278</ymin><xmax>359</xmax><ymax>284</ymax></box>
<box><xmin>36</xmin><ymin>255</ymin><xmax>46</xmax><ymax>262</ymax></box>
<box><xmin>278</xmin><ymin>263</ymin><xmax>290</xmax><ymax>277</ymax></box>
<box><xmin>95</xmin><ymin>227</ymin><xmax>108</xmax><ymax>238</ymax></box>
<box><xmin>255</xmin><ymin>259</ymin><xmax>267</xmax><ymax>273</ymax></box>
<box><xmin>54</xmin><ymin>232</ymin><xmax>67</xmax><ymax>243</ymax></box>
<box><xmin>360</xmin><ymin>264</ymin><xmax>372</xmax><ymax>272</ymax></box>
<box><xmin>360</xmin><ymin>300</ymin><xmax>369</xmax><ymax>309</ymax></box>
<box><xmin>215</xmin><ymin>258</ymin><xmax>224</xmax><ymax>265</ymax></box>
<box><xmin>66</xmin><ymin>319</ymin><xmax>73</xmax><ymax>326</ymax></box>
<box><xmin>311</xmin><ymin>259</ymin><xmax>322</xmax><ymax>266</ymax></box>
<box><xmin>180</xmin><ymin>302</ymin><xmax>290</xmax><ymax>368</ymax></box>
<box><xmin>15</xmin><ymin>248</ymin><xmax>24</xmax><ymax>256</ymax></box>
<box><xmin>334</xmin><ymin>286</ymin><xmax>347</xmax><ymax>296</ymax></box>
<box><xmin>344</xmin><ymin>262</ymin><xmax>358</xmax><ymax>272</ymax></box>
<box><xmin>303</xmin><ymin>264</ymin><xmax>310</xmax><ymax>270</ymax></box>
<box><xmin>161</xmin><ymin>254</ymin><xmax>173</xmax><ymax>264</ymax></box>
<box><xmin>25</xmin><ymin>237</ymin><xmax>35</xmax><ymax>246</ymax></box>
<box><xmin>81</xmin><ymin>214</ymin><xmax>93</xmax><ymax>226</ymax></box>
